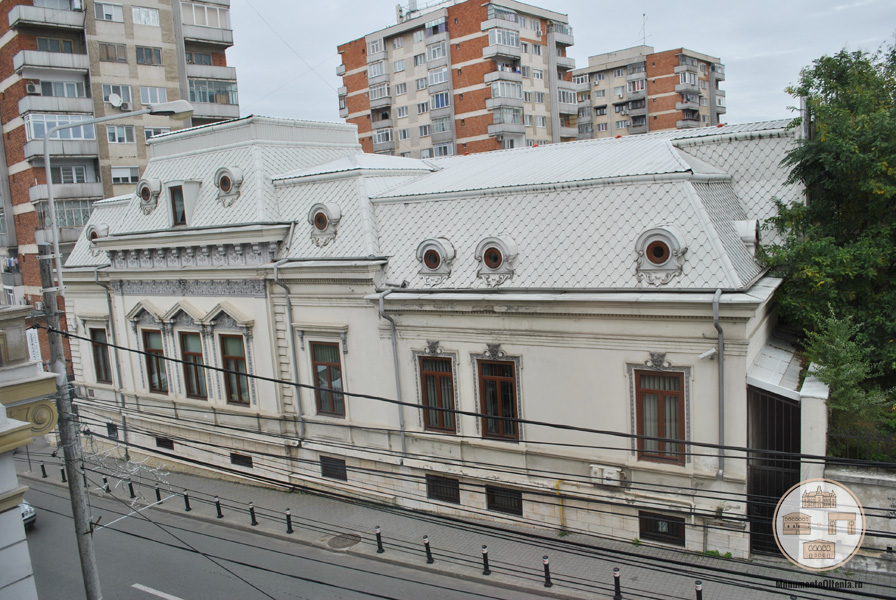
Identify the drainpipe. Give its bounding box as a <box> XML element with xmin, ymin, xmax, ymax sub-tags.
<box><xmin>712</xmin><ymin>289</ymin><xmax>725</xmax><ymax>480</ymax></box>
<box><xmin>273</xmin><ymin>259</ymin><xmax>305</xmax><ymax>440</ymax></box>
<box><xmin>555</xmin><ymin>480</ymin><xmax>566</xmax><ymax>532</ymax></box>
<box><xmin>377</xmin><ymin>290</ymin><xmax>407</xmax><ymax>459</ymax></box>
<box><xmin>94</xmin><ymin>267</ymin><xmax>129</xmax><ymax>460</ymax></box>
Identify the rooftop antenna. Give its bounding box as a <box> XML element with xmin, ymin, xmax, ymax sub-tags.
<box><xmin>640</xmin><ymin>11</ymin><xmax>647</xmax><ymax>46</ymax></box>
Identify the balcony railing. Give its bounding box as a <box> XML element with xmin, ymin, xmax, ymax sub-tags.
<box><xmin>14</xmin><ymin>50</ymin><xmax>89</xmax><ymax>72</ymax></box>
<box><xmin>182</xmin><ymin>24</ymin><xmax>233</xmax><ymax>47</ymax></box>
<box><xmin>9</xmin><ymin>5</ymin><xmax>84</xmax><ymax>30</ymax></box>
<box><xmin>19</xmin><ymin>95</ymin><xmax>93</xmax><ymax>115</ymax></box>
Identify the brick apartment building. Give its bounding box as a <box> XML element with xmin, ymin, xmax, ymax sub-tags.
<box><xmin>571</xmin><ymin>45</ymin><xmax>725</xmax><ymax>139</ymax></box>
<box><xmin>337</xmin><ymin>0</ymin><xmax>576</xmax><ymax>158</ymax></box>
<box><xmin>0</xmin><ymin>0</ymin><xmax>238</xmax><ymax>367</ymax></box>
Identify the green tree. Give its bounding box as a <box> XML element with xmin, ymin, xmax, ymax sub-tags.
<box><xmin>764</xmin><ymin>46</ymin><xmax>896</xmax><ymax>405</ymax></box>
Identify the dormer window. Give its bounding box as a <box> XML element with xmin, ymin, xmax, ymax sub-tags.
<box><xmin>214</xmin><ymin>167</ymin><xmax>243</xmax><ymax>207</ymax></box>
<box><xmin>313</xmin><ymin>211</ymin><xmax>328</xmax><ymax>231</ymax></box>
<box><xmin>416</xmin><ymin>238</ymin><xmax>455</xmax><ymax>284</ymax></box>
<box><xmin>483</xmin><ymin>246</ymin><xmax>503</xmax><ymax>269</ymax></box>
<box><xmin>170</xmin><ymin>186</ymin><xmax>186</xmax><ymax>226</ymax></box>
<box><xmin>646</xmin><ymin>240</ymin><xmax>670</xmax><ymax>265</ymax></box>
<box><xmin>307</xmin><ymin>202</ymin><xmax>341</xmax><ymax>247</ymax></box>
<box><xmin>475</xmin><ymin>236</ymin><xmax>518</xmax><ymax>287</ymax></box>
<box><xmin>423</xmin><ymin>249</ymin><xmax>441</xmax><ymax>269</ymax></box>
<box><xmin>635</xmin><ymin>226</ymin><xmax>687</xmax><ymax>286</ymax></box>
<box><xmin>137</xmin><ymin>178</ymin><xmax>161</xmax><ymax>215</ymax></box>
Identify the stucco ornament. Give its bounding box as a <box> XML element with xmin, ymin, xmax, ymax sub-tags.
<box><xmin>424</xmin><ymin>340</ymin><xmax>442</xmax><ymax>355</ymax></box>
<box><xmin>416</xmin><ymin>238</ymin><xmax>456</xmax><ymax>285</ymax></box>
<box><xmin>215</xmin><ymin>166</ymin><xmax>243</xmax><ymax>207</ymax></box>
<box><xmin>308</xmin><ymin>202</ymin><xmax>342</xmax><ymax>247</ymax></box>
<box><xmin>644</xmin><ymin>352</ymin><xmax>672</xmax><ymax>370</ymax></box>
<box><xmin>635</xmin><ymin>225</ymin><xmax>687</xmax><ymax>286</ymax></box>
<box><xmin>475</xmin><ymin>235</ymin><xmax>518</xmax><ymax>287</ymax></box>
<box><xmin>484</xmin><ymin>343</ymin><xmax>505</xmax><ymax>359</ymax></box>
<box><xmin>137</xmin><ymin>178</ymin><xmax>161</xmax><ymax>215</ymax></box>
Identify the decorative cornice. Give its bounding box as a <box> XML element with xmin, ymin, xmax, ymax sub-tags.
<box><xmin>113</xmin><ymin>279</ymin><xmax>266</xmax><ymax>298</ymax></box>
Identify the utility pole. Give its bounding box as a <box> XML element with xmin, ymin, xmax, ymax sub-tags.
<box><xmin>38</xmin><ymin>243</ymin><xmax>103</xmax><ymax>600</ymax></box>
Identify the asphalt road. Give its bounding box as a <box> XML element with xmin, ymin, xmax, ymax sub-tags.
<box><xmin>25</xmin><ymin>478</ymin><xmax>556</xmax><ymax>600</ymax></box>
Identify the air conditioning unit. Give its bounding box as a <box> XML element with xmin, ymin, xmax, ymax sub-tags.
<box><xmin>25</xmin><ymin>83</ymin><xmax>41</xmax><ymax>95</ymax></box>
<box><xmin>120</xmin><ymin>101</ymin><xmax>131</xmax><ymax>111</ymax></box>
<box><xmin>590</xmin><ymin>464</ymin><xmax>623</xmax><ymax>487</ymax></box>
<box><xmin>34</xmin><ymin>301</ymin><xmax>44</xmax><ymax>311</ymax></box>
<box><xmin>536</xmin><ymin>29</ymin><xmax>543</xmax><ymax>37</ymax></box>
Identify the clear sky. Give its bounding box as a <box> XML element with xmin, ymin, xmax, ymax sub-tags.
<box><xmin>227</xmin><ymin>0</ymin><xmax>895</xmax><ymax>126</ymax></box>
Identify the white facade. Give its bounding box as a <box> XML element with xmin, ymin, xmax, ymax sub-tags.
<box><xmin>63</xmin><ymin>116</ymin><xmax>822</xmax><ymax>557</ymax></box>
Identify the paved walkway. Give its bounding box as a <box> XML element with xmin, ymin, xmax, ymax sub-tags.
<box><xmin>15</xmin><ymin>438</ymin><xmax>893</xmax><ymax>600</ymax></box>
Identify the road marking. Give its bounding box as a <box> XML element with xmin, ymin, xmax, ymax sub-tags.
<box><xmin>132</xmin><ymin>583</ymin><xmax>185</xmax><ymax>600</ymax></box>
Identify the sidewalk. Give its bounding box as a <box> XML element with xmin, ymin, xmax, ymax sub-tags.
<box><xmin>16</xmin><ymin>437</ymin><xmax>892</xmax><ymax>600</ymax></box>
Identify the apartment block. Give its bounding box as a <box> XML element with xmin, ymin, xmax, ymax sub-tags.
<box><xmin>571</xmin><ymin>46</ymin><xmax>725</xmax><ymax>139</ymax></box>
<box><xmin>0</xmin><ymin>0</ymin><xmax>238</xmax><ymax>315</ymax></box>
<box><xmin>336</xmin><ymin>0</ymin><xmax>576</xmax><ymax>158</ymax></box>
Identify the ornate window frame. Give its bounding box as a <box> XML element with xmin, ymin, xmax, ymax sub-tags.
<box><xmin>137</xmin><ymin>177</ymin><xmax>161</xmax><ymax>215</ymax></box>
<box><xmin>201</xmin><ymin>304</ymin><xmax>257</xmax><ymax>408</ymax></box>
<box><xmin>475</xmin><ymin>235</ymin><xmax>518</xmax><ymax>287</ymax></box>
<box><xmin>126</xmin><ymin>302</ymin><xmax>171</xmax><ymax>395</ymax></box>
<box><xmin>214</xmin><ymin>166</ymin><xmax>243</xmax><ymax>207</ymax></box>
<box><xmin>626</xmin><ymin>353</ymin><xmax>691</xmax><ymax>464</ymax></box>
<box><xmin>470</xmin><ymin>343</ymin><xmax>523</xmax><ymax>441</ymax></box>
<box><xmin>634</xmin><ymin>225</ymin><xmax>687</xmax><ymax>286</ymax></box>
<box><xmin>294</xmin><ymin>323</ymin><xmax>349</xmax><ymax>419</ymax></box>
<box><xmin>161</xmin><ymin>302</ymin><xmax>208</xmax><ymax>401</ymax></box>
<box><xmin>415</xmin><ymin>238</ymin><xmax>456</xmax><ymax>285</ymax></box>
<box><xmin>412</xmin><ymin>341</ymin><xmax>459</xmax><ymax>434</ymax></box>
<box><xmin>307</xmin><ymin>202</ymin><xmax>342</xmax><ymax>247</ymax></box>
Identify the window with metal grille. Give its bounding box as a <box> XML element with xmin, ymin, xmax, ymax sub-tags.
<box><xmin>639</xmin><ymin>511</ymin><xmax>685</xmax><ymax>545</ymax></box>
<box><xmin>155</xmin><ymin>437</ymin><xmax>174</xmax><ymax>450</ymax></box>
<box><xmin>320</xmin><ymin>456</ymin><xmax>347</xmax><ymax>480</ymax></box>
<box><xmin>485</xmin><ymin>485</ymin><xmax>522</xmax><ymax>515</ymax></box>
<box><xmin>230</xmin><ymin>453</ymin><xmax>253</xmax><ymax>468</ymax></box>
<box><xmin>426</xmin><ymin>475</ymin><xmax>460</xmax><ymax>503</ymax></box>
<box><xmin>106</xmin><ymin>422</ymin><xmax>118</xmax><ymax>439</ymax></box>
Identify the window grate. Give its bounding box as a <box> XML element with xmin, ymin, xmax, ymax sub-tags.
<box><xmin>426</xmin><ymin>475</ymin><xmax>460</xmax><ymax>503</ymax></box>
<box><xmin>320</xmin><ymin>456</ymin><xmax>347</xmax><ymax>481</ymax></box>
<box><xmin>230</xmin><ymin>453</ymin><xmax>253</xmax><ymax>468</ymax></box>
<box><xmin>485</xmin><ymin>485</ymin><xmax>522</xmax><ymax>515</ymax></box>
<box><xmin>155</xmin><ymin>437</ymin><xmax>174</xmax><ymax>450</ymax></box>
<box><xmin>639</xmin><ymin>511</ymin><xmax>685</xmax><ymax>546</ymax></box>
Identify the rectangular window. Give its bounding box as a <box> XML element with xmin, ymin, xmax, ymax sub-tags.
<box><xmin>373</xmin><ymin>128</ymin><xmax>392</xmax><ymax>144</ymax></box>
<box><xmin>169</xmin><ymin>186</ymin><xmax>185</xmax><ymax>225</ymax></box>
<box><xmin>394</xmin><ymin>59</ymin><xmax>405</xmax><ymax>72</ymax></box>
<box><xmin>37</xmin><ymin>37</ymin><xmax>73</xmax><ymax>53</ymax></box>
<box><xmin>491</xmin><ymin>81</ymin><xmax>522</xmax><ymax>99</ymax></box>
<box><xmin>140</xmin><ymin>86</ymin><xmax>168</xmax><ymax>105</ymax></box>
<box><xmin>635</xmin><ymin>371</ymin><xmax>685</xmax><ymax>464</ymax></box>
<box><xmin>426</xmin><ymin>475</ymin><xmax>460</xmax><ymax>503</ymax></box>
<box><xmin>221</xmin><ymin>335</ymin><xmax>249</xmax><ymax>405</ymax></box>
<box><xmin>413</xmin><ymin>30</ymin><xmax>424</xmax><ymax>43</ymax></box>
<box><xmin>523</xmin><ymin>91</ymin><xmax>532</xmax><ymax>102</ymax></box>
<box><xmin>106</xmin><ymin>125</ymin><xmax>135</xmax><ymax>144</ymax></box>
<box><xmin>185</xmin><ymin>51</ymin><xmax>212</xmax><ymax>65</ymax></box>
<box><xmin>520</xmin><ymin>66</ymin><xmax>530</xmax><ymax>78</ymax></box>
<box><xmin>428</xmin><ymin>67</ymin><xmax>448</xmax><ymax>86</ymax></box>
<box><xmin>558</xmin><ymin>89</ymin><xmax>576</xmax><ymax>104</ymax></box>
<box><xmin>40</xmin><ymin>81</ymin><xmax>86</xmax><ymax>98</ymax></box>
<box><xmin>155</xmin><ymin>436</ymin><xmax>174</xmax><ymax>450</ymax></box>
<box><xmin>416</xmin><ymin>77</ymin><xmax>428</xmax><ymax>91</ymax></box>
<box><xmin>572</xmin><ymin>74</ymin><xmax>589</xmax><ymax>85</ymax></box>
<box><xmin>578</xmin><ymin>123</ymin><xmax>592</xmax><ymax>133</ymax></box>
<box><xmin>414</xmin><ymin>53</ymin><xmax>426</xmax><ymax>66</ymax></box>
<box><xmin>419</xmin><ymin>124</ymin><xmax>431</xmax><ymax>137</ymax></box>
<box><xmin>311</xmin><ymin>342</ymin><xmax>344</xmax><ymax>416</ymax></box>
<box><xmin>532</xmin><ymin>44</ymin><xmax>542</xmax><ymax>56</ymax></box>
<box><xmin>521</xmin><ymin>42</ymin><xmax>528</xmax><ymax>53</ymax></box>
<box><xmin>535</xmin><ymin>115</ymin><xmax>546</xmax><ymax>128</ymax></box>
<box><xmin>431</xmin><ymin>91</ymin><xmax>449</xmax><ymax>109</ymax></box>
<box><xmin>594</xmin><ymin>106</ymin><xmax>607</xmax><ymax>116</ymax></box>
<box><xmin>434</xmin><ymin>142</ymin><xmax>452</xmax><ymax>157</ymax></box>
<box><xmin>320</xmin><ymin>456</ymin><xmax>347</xmax><ymax>480</ymax></box>
<box><xmin>368</xmin><ymin>61</ymin><xmax>384</xmax><ymax>78</ymax></box>
<box><xmin>680</xmin><ymin>71</ymin><xmax>697</xmax><ymax>86</ymax></box>
<box><xmin>628</xmin><ymin>79</ymin><xmax>645</xmax><ymax>93</ymax></box>
<box><xmin>37</xmin><ymin>199</ymin><xmax>92</xmax><ymax>229</ymax></box>
<box><xmin>143</xmin><ymin>330</ymin><xmax>168</xmax><ymax>393</ymax></box>
<box><xmin>639</xmin><ymin>511</ymin><xmax>686</xmax><ymax>546</ymax></box>
<box><xmin>90</xmin><ymin>328</ymin><xmax>111</xmax><ymax>383</ymax></box>
<box><xmin>144</xmin><ymin>127</ymin><xmax>170</xmax><ymax>142</ymax></box>
<box><xmin>396</xmin><ymin>106</ymin><xmax>408</xmax><ymax>118</ymax></box>
<box><xmin>395</xmin><ymin>82</ymin><xmax>407</xmax><ymax>95</ymax></box>
<box><xmin>136</xmin><ymin>46</ymin><xmax>162</xmax><ymax>65</ymax></box>
<box><xmin>110</xmin><ymin>166</ymin><xmax>139</xmax><ymax>184</ymax></box>
<box><xmin>101</xmin><ymin>84</ymin><xmax>131</xmax><ymax>104</ymax></box>
<box><xmin>370</xmin><ymin>83</ymin><xmax>390</xmax><ymax>100</ymax></box>
<box><xmin>420</xmin><ymin>148</ymin><xmax>433</xmax><ymax>159</ymax></box>
<box><xmin>367</xmin><ymin>39</ymin><xmax>382</xmax><ymax>55</ymax></box>
<box><xmin>230</xmin><ymin>453</ymin><xmax>253</xmax><ymax>468</ymax></box>
<box><xmin>524</xmin><ymin>114</ymin><xmax>532</xmax><ymax>126</ymax></box>
<box><xmin>132</xmin><ymin>6</ymin><xmax>160</xmax><ymax>26</ymax></box>
<box><xmin>533</xmin><ymin>69</ymin><xmax>544</xmax><ymax>80</ymax></box>
<box><xmin>493</xmin><ymin>107</ymin><xmax>522</xmax><ymax>124</ymax></box>
<box><xmin>616</xmin><ymin>120</ymin><xmax>629</xmax><ymax>129</ymax></box>
<box><xmin>180</xmin><ymin>332</ymin><xmax>206</xmax><ymax>399</ymax></box>
<box><xmin>534</xmin><ymin>92</ymin><xmax>545</xmax><ymax>103</ymax></box>
<box><xmin>189</xmin><ymin>79</ymin><xmax>238</xmax><ymax>105</ymax></box>
<box><xmin>432</xmin><ymin>116</ymin><xmax>450</xmax><ymax>134</ymax></box>
<box><xmin>479</xmin><ymin>360</ymin><xmax>517</xmax><ymax>440</ymax></box>
<box><xmin>182</xmin><ymin>2</ymin><xmax>230</xmax><ymax>28</ymax></box>
<box><xmin>486</xmin><ymin>485</ymin><xmax>522</xmax><ymax>515</ymax></box>
<box><xmin>595</xmin><ymin>72</ymin><xmax>606</xmax><ymax>81</ymax></box>
<box><xmin>594</xmin><ymin>89</ymin><xmax>606</xmax><ymax>98</ymax></box>
<box><xmin>613</xmin><ymin>86</ymin><xmax>625</xmax><ymax>97</ymax></box>
<box><xmin>94</xmin><ymin>2</ymin><xmax>123</xmax><ymax>22</ymax></box>
<box><xmin>424</xmin><ymin>16</ymin><xmax>446</xmax><ymax>37</ymax></box>
<box><xmin>392</xmin><ymin>37</ymin><xmax>403</xmax><ymax>49</ymax></box>
<box><xmin>398</xmin><ymin>128</ymin><xmax>410</xmax><ymax>140</ymax></box>
<box><xmin>106</xmin><ymin>422</ymin><xmax>118</xmax><ymax>439</ymax></box>
<box><xmin>51</xmin><ymin>165</ymin><xmax>86</xmax><ymax>184</ymax></box>
<box><xmin>613</xmin><ymin>68</ymin><xmax>625</xmax><ymax>78</ymax></box>
<box><xmin>596</xmin><ymin>123</ymin><xmax>608</xmax><ymax>132</ymax></box>
<box><xmin>98</xmin><ymin>42</ymin><xmax>126</xmax><ymax>63</ymax></box>
<box><xmin>420</xmin><ymin>357</ymin><xmax>455</xmax><ymax>432</ymax></box>
<box><xmin>427</xmin><ymin>42</ymin><xmax>446</xmax><ymax>61</ymax></box>
<box><xmin>25</xmin><ymin>114</ymin><xmax>96</xmax><ymax>142</ymax></box>
<box><xmin>417</xmin><ymin>101</ymin><xmax>429</xmax><ymax>114</ymax></box>
<box><xmin>488</xmin><ymin>29</ymin><xmax>519</xmax><ymax>47</ymax></box>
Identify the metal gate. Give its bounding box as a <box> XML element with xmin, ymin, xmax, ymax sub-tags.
<box><xmin>747</xmin><ymin>386</ymin><xmax>801</xmax><ymax>555</ymax></box>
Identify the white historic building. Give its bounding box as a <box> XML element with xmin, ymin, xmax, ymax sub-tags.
<box><xmin>63</xmin><ymin>116</ymin><xmax>826</xmax><ymax>557</ymax></box>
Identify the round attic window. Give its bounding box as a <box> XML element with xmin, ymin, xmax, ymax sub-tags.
<box><xmin>646</xmin><ymin>240</ymin><xmax>670</xmax><ymax>265</ymax></box>
<box><xmin>140</xmin><ymin>186</ymin><xmax>151</xmax><ymax>202</ymax></box>
<box><xmin>423</xmin><ymin>249</ymin><xmax>441</xmax><ymax>269</ymax></box>
<box><xmin>484</xmin><ymin>247</ymin><xmax>503</xmax><ymax>269</ymax></box>
<box><xmin>89</xmin><ymin>231</ymin><xmax>98</xmax><ymax>241</ymax></box>
<box><xmin>313</xmin><ymin>211</ymin><xmax>329</xmax><ymax>231</ymax></box>
<box><xmin>219</xmin><ymin>175</ymin><xmax>232</xmax><ymax>193</ymax></box>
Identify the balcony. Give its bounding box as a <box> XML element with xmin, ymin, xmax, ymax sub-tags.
<box><xmin>29</xmin><ymin>182</ymin><xmax>103</xmax><ymax>203</ymax></box>
<box><xmin>24</xmin><ymin>138</ymin><xmax>98</xmax><ymax>160</ymax></box>
<box><xmin>1</xmin><ymin>271</ymin><xmax>23</xmax><ymax>287</ymax></box>
<box><xmin>336</xmin><ymin>64</ymin><xmax>346</xmax><ymax>76</ymax></box>
<box><xmin>676</xmin><ymin>100</ymin><xmax>699</xmax><ymax>111</ymax></box>
<box><xmin>555</xmin><ymin>55</ymin><xmax>576</xmax><ymax>71</ymax></box>
<box><xmin>716</xmin><ymin>105</ymin><xmax>727</xmax><ymax>114</ymax></box>
<box><xmin>576</xmin><ymin>113</ymin><xmax>592</xmax><ymax>123</ymax></box>
<box><xmin>630</xmin><ymin>123</ymin><xmax>648</xmax><ymax>135</ymax></box>
<box><xmin>674</xmin><ymin>64</ymin><xmax>698</xmax><ymax>75</ymax></box>
<box><xmin>14</xmin><ymin>50</ymin><xmax>89</xmax><ymax>73</ymax></box>
<box><xmin>191</xmin><ymin>102</ymin><xmax>240</xmax><ymax>120</ymax></box>
<box><xmin>559</xmin><ymin>126</ymin><xmax>578</xmax><ymax>138</ymax></box>
<box><xmin>182</xmin><ymin>24</ymin><xmax>233</xmax><ymax>47</ymax></box>
<box><xmin>486</xmin><ymin>97</ymin><xmax>523</xmax><ymax>110</ymax></box>
<box><xmin>483</xmin><ymin>44</ymin><xmax>521</xmax><ymax>61</ymax></box>
<box><xmin>674</xmin><ymin>81</ymin><xmax>699</xmax><ymax>94</ymax></box>
<box><xmin>715</xmin><ymin>89</ymin><xmax>726</xmax><ymax>97</ymax></box>
<box><xmin>547</xmin><ymin>24</ymin><xmax>574</xmax><ymax>46</ymax></box>
<box><xmin>19</xmin><ymin>95</ymin><xmax>93</xmax><ymax>115</ymax></box>
<box><xmin>372</xmin><ymin>139</ymin><xmax>395</xmax><ymax>153</ymax></box>
<box><xmin>9</xmin><ymin>5</ymin><xmax>84</xmax><ymax>31</ymax></box>
<box><xmin>432</xmin><ymin>129</ymin><xmax>453</xmax><ymax>144</ymax></box>
<box><xmin>557</xmin><ymin>101</ymin><xmax>577</xmax><ymax>115</ymax></box>
<box><xmin>339</xmin><ymin>106</ymin><xmax>348</xmax><ymax>118</ymax></box>
<box><xmin>186</xmin><ymin>64</ymin><xmax>237</xmax><ymax>81</ymax></box>
<box><xmin>712</xmin><ymin>64</ymin><xmax>725</xmax><ymax>81</ymax></box>
<box><xmin>488</xmin><ymin>122</ymin><xmax>525</xmax><ymax>136</ymax></box>
<box><xmin>371</xmin><ymin>116</ymin><xmax>393</xmax><ymax>129</ymax></box>
<box><xmin>676</xmin><ymin>118</ymin><xmax>701</xmax><ymax>129</ymax></box>
<box><xmin>627</xmin><ymin>70</ymin><xmax>646</xmax><ymax>81</ymax></box>
<box><xmin>338</xmin><ymin>86</ymin><xmax>347</xmax><ymax>96</ymax></box>
<box><xmin>370</xmin><ymin>94</ymin><xmax>392</xmax><ymax>110</ymax></box>
<box><xmin>627</xmin><ymin>105</ymin><xmax>647</xmax><ymax>117</ymax></box>
<box><xmin>484</xmin><ymin>70</ymin><xmax>522</xmax><ymax>84</ymax></box>
<box><xmin>627</xmin><ymin>89</ymin><xmax>646</xmax><ymax>101</ymax></box>
<box><xmin>481</xmin><ymin>19</ymin><xmax>520</xmax><ymax>32</ymax></box>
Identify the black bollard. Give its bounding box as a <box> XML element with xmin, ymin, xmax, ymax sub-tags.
<box><xmin>613</xmin><ymin>567</ymin><xmax>622</xmax><ymax>600</ymax></box>
<box><xmin>374</xmin><ymin>526</ymin><xmax>384</xmax><ymax>553</ymax></box>
<box><xmin>215</xmin><ymin>496</ymin><xmax>223</xmax><ymax>519</ymax></box>
<box><xmin>423</xmin><ymin>535</ymin><xmax>434</xmax><ymax>564</ymax></box>
<box><xmin>286</xmin><ymin>509</ymin><xmax>294</xmax><ymax>534</ymax></box>
<box><xmin>695</xmin><ymin>580</ymin><xmax>703</xmax><ymax>600</ymax></box>
<box><xmin>155</xmin><ymin>483</ymin><xmax>161</xmax><ymax>503</ymax></box>
<box><xmin>542</xmin><ymin>556</ymin><xmax>553</xmax><ymax>588</ymax></box>
<box><xmin>60</xmin><ymin>465</ymin><xmax>66</xmax><ymax>483</ymax></box>
<box><xmin>481</xmin><ymin>545</ymin><xmax>491</xmax><ymax>575</ymax></box>
<box><xmin>40</xmin><ymin>462</ymin><xmax>47</xmax><ymax>478</ymax></box>
<box><xmin>183</xmin><ymin>490</ymin><xmax>192</xmax><ymax>512</ymax></box>
<box><xmin>102</xmin><ymin>476</ymin><xmax>110</xmax><ymax>493</ymax></box>
<box><xmin>128</xmin><ymin>479</ymin><xmax>136</xmax><ymax>499</ymax></box>
<box><xmin>249</xmin><ymin>502</ymin><xmax>258</xmax><ymax>526</ymax></box>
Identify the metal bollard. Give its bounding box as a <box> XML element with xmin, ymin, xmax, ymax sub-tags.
<box><xmin>249</xmin><ymin>502</ymin><xmax>258</xmax><ymax>526</ymax></box>
<box><xmin>374</xmin><ymin>526</ymin><xmax>384</xmax><ymax>553</ymax></box>
<box><xmin>155</xmin><ymin>483</ymin><xmax>161</xmax><ymax>503</ymax></box>
<box><xmin>60</xmin><ymin>465</ymin><xmax>66</xmax><ymax>483</ymax></box>
<box><xmin>215</xmin><ymin>496</ymin><xmax>223</xmax><ymax>519</ymax></box>
<box><xmin>613</xmin><ymin>567</ymin><xmax>622</xmax><ymax>600</ymax></box>
<box><xmin>183</xmin><ymin>490</ymin><xmax>192</xmax><ymax>512</ymax></box>
<box><xmin>481</xmin><ymin>545</ymin><xmax>491</xmax><ymax>575</ymax></box>
<box><xmin>695</xmin><ymin>580</ymin><xmax>703</xmax><ymax>600</ymax></box>
<box><xmin>128</xmin><ymin>479</ymin><xmax>136</xmax><ymax>499</ymax></box>
<box><xmin>102</xmin><ymin>476</ymin><xmax>110</xmax><ymax>493</ymax></box>
<box><xmin>423</xmin><ymin>535</ymin><xmax>434</xmax><ymax>564</ymax></box>
<box><xmin>286</xmin><ymin>509</ymin><xmax>294</xmax><ymax>534</ymax></box>
<box><xmin>40</xmin><ymin>462</ymin><xmax>47</xmax><ymax>478</ymax></box>
<box><xmin>542</xmin><ymin>555</ymin><xmax>553</xmax><ymax>588</ymax></box>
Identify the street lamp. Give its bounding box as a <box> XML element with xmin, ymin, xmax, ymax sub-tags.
<box><xmin>42</xmin><ymin>99</ymin><xmax>194</xmax><ymax>292</ymax></box>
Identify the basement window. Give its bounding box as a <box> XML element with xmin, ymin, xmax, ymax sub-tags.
<box><xmin>639</xmin><ymin>511</ymin><xmax>685</xmax><ymax>546</ymax></box>
<box><xmin>155</xmin><ymin>437</ymin><xmax>174</xmax><ymax>450</ymax></box>
<box><xmin>230</xmin><ymin>453</ymin><xmax>253</xmax><ymax>468</ymax></box>
<box><xmin>320</xmin><ymin>456</ymin><xmax>347</xmax><ymax>481</ymax></box>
